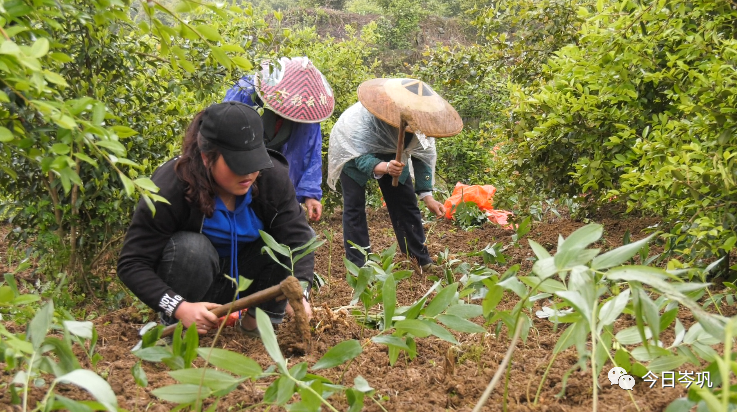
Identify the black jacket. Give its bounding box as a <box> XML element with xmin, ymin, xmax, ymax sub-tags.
<box><xmin>117</xmin><ymin>151</ymin><xmax>315</xmax><ymax>313</ymax></box>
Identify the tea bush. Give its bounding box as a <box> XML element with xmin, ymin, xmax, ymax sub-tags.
<box><xmin>0</xmin><ymin>1</ymin><xmax>324</xmax><ymax>299</ymax></box>
<box><xmin>411</xmin><ymin>44</ymin><xmax>508</xmax><ymax>189</ymax></box>
<box><xmin>503</xmin><ymin>0</ymin><xmax>737</xmax><ymax>267</ymax></box>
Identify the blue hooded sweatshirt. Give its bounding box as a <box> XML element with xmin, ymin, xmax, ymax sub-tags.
<box><xmin>202</xmin><ymin>190</ymin><xmax>264</xmax><ymax>299</ymax></box>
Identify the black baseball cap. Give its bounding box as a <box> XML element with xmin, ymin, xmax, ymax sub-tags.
<box><xmin>200</xmin><ymin>101</ymin><xmax>273</xmax><ymax>175</ymax></box>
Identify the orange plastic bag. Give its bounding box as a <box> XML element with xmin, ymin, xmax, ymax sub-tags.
<box><xmin>443</xmin><ymin>182</ymin><xmax>513</xmax><ymax>229</ymax></box>
<box><xmin>444</xmin><ymin>183</ymin><xmax>496</xmax><ymax>219</ymax></box>
<box><xmin>487</xmin><ymin>209</ymin><xmax>513</xmax><ymax>227</ymax></box>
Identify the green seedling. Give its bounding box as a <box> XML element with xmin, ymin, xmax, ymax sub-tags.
<box><xmin>323</xmin><ymin>229</ymin><xmax>335</xmax><ymax>288</ymax></box>
<box><xmin>471</xmin><ymin>224</ymin><xmax>730</xmax><ymax>412</ymax></box>
<box><xmin>344</xmin><ymin>243</ymin><xmax>489</xmax><ymax>366</ymax></box>
<box><xmin>451</xmin><ymin>201</ymin><xmax>488</xmax><ymax>231</ymax></box>
<box><xmin>665</xmin><ymin>316</ymin><xmax>737</xmax><ymax>412</ymax></box>
<box><xmin>1</xmin><ymin>299</ymin><xmax>118</xmax><ymax>412</ymax></box>
<box><xmin>139</xmin><ymin>234</ymin><xmax>378</xmax><ymax>412</ymax></box>
<box><xmin>259</xmin><ymin>230</ymin><xmax>325</xmax><ymax>280</ymax></box>
<box><xmin>510</xmin><ymin>215</ymin><xmax>531</xmax><ymax>245</ymax></box>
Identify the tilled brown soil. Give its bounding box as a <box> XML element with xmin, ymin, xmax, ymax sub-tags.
<box><xmin>1</xmin><ymin>208</ymin><xmax>732</xmax><ymax>411</ymax></box>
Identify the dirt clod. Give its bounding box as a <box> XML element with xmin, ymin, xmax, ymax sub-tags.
<box><xmin>281</xmin><ymin>275</ymin><xmax>312</xmax><ymax>353</ymax></box>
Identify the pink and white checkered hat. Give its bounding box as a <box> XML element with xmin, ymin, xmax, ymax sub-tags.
<box><xmin>256</xmin><ymin>57</ymin><xmax>335</xmax><ymax>123</ymax></box>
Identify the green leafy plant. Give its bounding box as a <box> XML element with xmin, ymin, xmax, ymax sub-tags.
<box><xmin>134</xmin><ymin>321</ymin><xmax>201</xmax><ymax>370</ymax></box>
<box><xmin>436</xmin><ymin>247</ymin><xmax>516</xmax><ymax>302</ymax></box>
<box><xmin>134</xmin><ymin>233</ymin><xmax>369</xmax><ymax>411</ymax></box>
<box><xmin>255</xmin><ymin>309</ymin><xmax>380</xmax><ymax>411</ymax></box>
<box><xmin>132</xmin><ymin>274</ymin><xmax>256</xmax><ymax>410</ymax></box>
<box><xmin>522</xmin><ymin>225</ymin><xmax>727</xmax><ymax>410</ymax></box>
<box><xmin>529</xmin><ymin>199</ymin><xmax>563</xmax><ymax>222</ymax></box>
<box><xmin>665</xmin><ymin>316</ymin><xmax>737</xmax><ymax>412</ymax></box>
<box><xmin>344</xmin><ymin>242</ymin><xmax>414</xmax><ymax>328</ymax></box>
<box><xmin>0</xmin><ymin>0</ymin><xmax>312</xmax><ymax>306</ymax></box>
<box><xmin>373</xmin><ymin>0</ymin><xmax>424</xmax><ymax>50</ymax></box>
<box><xmin>345</xmin><ymin>243</ymin><xmax>490</xmax><ymax>365</ymax></box>
<box><xmin>499</xmin><ymin>0</ymin><xmax>737</xmax><ymax>267</ymax></box>
<box><xmin>450</xmin><ymin>201</ymin><xmax>488</xmax><ymax>231</ymax></box>
<box><xmin>702</xmin><ymin>281</ymin><xmax>737</xmax><ymax>312</ymax></box>
<box><xmin>0</xmin><ymin>273</ymin><xmax>41</xmax><ymax>325</ymax></box>
<box><xmin>471</xmin><ymin>0</ymin><xmax>585</xmax><ymax>86</ymax></box>
<box><xmin>413</xmin><ymin>44</ymin><xmax>508</xmax><ymax>125</ymax></box>
<box><xmin>464</xmin><ymin>223</ymin><xmax>731</xmax><ymax>411</ymax></box>
<box><xmin>259</xmin><ymin>230</ymin><xmax>325</xmax><ymax>299</ymax></box>
<box><xmin>149</xmin><ymin>344</ymin><xmax>263</xmax><ymax>410</ymax></box>
<box><xmin>259</xmin><ymin>230</ymin><xmax>325</xmax><ymax>277</ymax></box>
<box><xmin>141</xmin><ymin>305</ymin><xmax>378</xmax><ymax>411</ymax></box>
<box><xmin>436</xmin><ymin>248</ymin><xmax>462</xmax><ymax>285</ymax></box>
<box><xmin>136</xmin><ymin>322</ymin><xmax>263</xmax><ymax>410</ymax></box>
<box><xmin>481</xmin><ymin>243</ymin><xmax>509</xmax><ymax>266</ymax></box>
<box><xmin>1</xmin><ymin>300</ymin><xmax>118</xmax><ymax>411</ymax></box>
<box><xmin>510</xmin><ymin>216</ymin><xmax>531</xmax><ymax>245</ymax></box>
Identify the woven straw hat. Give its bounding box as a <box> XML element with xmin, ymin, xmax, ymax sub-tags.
<box><xmin>357</xmin><ymin>78</ymin><xmax>463</xmax><ymax>137</ymax></box>
<box><xmin>256</xmin><ymin>57</ymin><xmax>335</xmax><ymax>123</ymax></box>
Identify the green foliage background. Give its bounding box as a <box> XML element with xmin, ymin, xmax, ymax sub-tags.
<box><xmin>498</xmin><ymin>0</ymin><xmax>737</xmax><ymax>267</ymax></box>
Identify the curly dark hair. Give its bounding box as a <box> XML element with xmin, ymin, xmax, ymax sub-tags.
<box><xmin>174</xmin><ymin>110</ymin><xmax>259</xmax><ymax>217</ymax></box>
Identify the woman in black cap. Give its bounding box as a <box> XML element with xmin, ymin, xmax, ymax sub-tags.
<box><xmin>117</xmin><ymin>101</ymin><xmax>314</xmax><ymax>336</ymax></box>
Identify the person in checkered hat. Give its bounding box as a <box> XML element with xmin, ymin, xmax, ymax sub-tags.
<box><xmin>224</xmin><ymin>57</ymin><xmax>334</xmax><ymax>222</ymax></box>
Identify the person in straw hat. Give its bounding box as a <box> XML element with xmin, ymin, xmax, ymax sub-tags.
<box><xmin>223</xmin><ymin>56</ymin><xmax>334</xmax><ymax>222</ymax></box>
<box><xmin>327</xmin><ymin>78</ymin><xmax>463</xmax><ymax>271</ymax></box>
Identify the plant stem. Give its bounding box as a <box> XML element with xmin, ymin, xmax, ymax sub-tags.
<box><xmin>68</xmin><ymin>147</ymin><xmax>80</xmax><ymax>270</ymax></box>
<box><xmin>473</xmin><ymin>277</ymin><xmax>544</xmax><ymax>410</ymax></box>
<box><xmin>37</xmin><ymin>381</ymin><xmax>59</xmax><ymax>411</ymax></box>
<box><xmin>290</xmin><ymin>376</ymin><xmax>340</xmax><ymax>412</ymax></box>
<box><xmin>360</xmin><ymin>307</ymin><xmax>368</xmax><ymax>339</ymax></box>
<box><xmin>590</xmin><ymin>301</ymin><xmax>598</xmax><ymax>412</ymax></box>
<box><xmin>602</xmin><ymin>330</ymin><xmax>641</xmax><ymax>412</ymax></box>
<box><xmin>23</xmin><ymin>350</ymin><xmax>38</xmax><ymax>412</ymax></box>
<box><xmin>471</xmin><ymin>320</ymin><xmax>524</xmax><ymax>412</ymax></box>
<box><xmin>704</xmin><ymin>288</ymin><xmax>724</xmax><ymax>317</ymax></box>
<box><xmin>196</xmin><ymin>289</ymin><xmax>242</xmax><ymax>406</ymax></box>
<box><xmin>89</xmin><ymin>233</ymin><xmax>125</xmax><ymax>269</ymax></box>
<box><xmin>144</xmin><ymin>0</ymin><xmax>211</xmax><ymax>43</ymax></box>
<box><xmin>721</xmin><ymin>322</ymin><xmax>732</xmax><ymax>412</ymax></box>
<box><xmin>534</xmin><ymin>351</ymin><xmax>559</xmax><ymax>404</ymax></box>
<box><xmin>503</xmin><ymin>356</ymin><xmax>512</xmax><ymax>412</ymax></box>
<box><xmin>41</xmin><ymin>173</ymin><xmax>64</xmax><ymax>239</ymax></box>
<box><xmin>369</xmin><ymin>394</ymin><xmax>390</xmax><ymax>412</ymax></box>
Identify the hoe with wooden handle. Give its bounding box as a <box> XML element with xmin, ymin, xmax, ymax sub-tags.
<box><xmin>391</xmin><ymin>116</ymin><xmax>409</xmax><ymax>187</ymax></box>
<box><xmin>133</xmin><ymin>276</ymin><xmax>305</xmax><ymax>350</ymax></box>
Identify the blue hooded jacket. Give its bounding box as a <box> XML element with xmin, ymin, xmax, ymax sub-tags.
<box><xmin>224</xmin><ymin>76</ymin><xmax>323</xmax><ymax>203</ymax></box>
